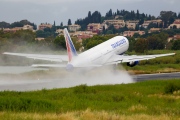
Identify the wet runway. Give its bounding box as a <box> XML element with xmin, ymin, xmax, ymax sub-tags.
<box><xmin>134</xmin><ymin>72</ymin><xmax>180</xmax><ymax>81</ymax></box>
<box><xmin>0</xmin><ymin>66</ymin><xmax>179</xmax><ymax>91</ymax></box>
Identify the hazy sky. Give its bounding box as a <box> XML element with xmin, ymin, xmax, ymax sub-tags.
<box><xmin>0</xmin><ymin>0</ymin><xmax>179</xmax><ymax>26</ymax></box>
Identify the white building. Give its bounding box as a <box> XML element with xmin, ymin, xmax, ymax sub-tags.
<box><xmin>68</xmin><ymin>24</ymin><xmax>81</xmax><ymax>32</ymax></box>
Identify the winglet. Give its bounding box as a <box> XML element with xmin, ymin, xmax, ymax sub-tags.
<box><xmin>63</xmin><ymin>28</ymin><xmax>78</xmax><ymax>62</ymax></box>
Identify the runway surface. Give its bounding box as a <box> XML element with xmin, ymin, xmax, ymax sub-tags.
<box><xmin>0</xmin><ymin>66</ymin><xmax>179</xmax><ymax>91</ymax></box>
<box><xmin>134</xmin><ymin>72</ymin><xmax>180</xmax><ymax>81</ymax></box>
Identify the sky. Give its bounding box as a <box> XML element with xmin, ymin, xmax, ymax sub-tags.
<box><xmin>0</xmin><ymin>0</ymin><xmax>180</xmax><ymax>26</ymax></box>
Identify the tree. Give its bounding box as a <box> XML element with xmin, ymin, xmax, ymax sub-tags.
<box><xmin>139</xmin><ymin>18</ymin><xmax>144</xmax><ymax>25</ymax></box>
<box><xmin>68</xmin><ymin>19</ymin><xmax>72</xmax><ymax>25</ymax></box>
<box><xmin>135</xmin><ymin>24</ymin><xmax>139</xmax><ymax>31</ymax></box>
<box><xmin>133</xmin><ymin>33</ymin><xmax>140</xmax><ymax>38</ymax></box>
<box><xmin>134</xmin><ymin>38</ymin><xmax>148</xmax><ymax>53</ymax></box>
<box><xmin>169</xmin><ymin>17</ymin><xmax>175</xmax><ymax>25</ymax></box>
<box><xmin>0</xmin><ymin>21</ymin><xmax>10</xmax><ymax>28</ymax></box>
<box><xmin>178</xmin><ymin>13</ymin><xmax>180</xmax><ymax>18</ymax></box>
<box><xmin>72</xmin><ymin>37</ymin><xmax>82</xmax><ymax>51</ymax></box>
<box><xmin>106</xmin><ymin>9</ymin><xmax>113</xmax><ymax>18</ymax></box>
<box><xmin>53</xmin><ymin>21</ymin><xmax>56</xmax><ymax>26</ymax></box>
<box><xmin>10</xmin><ymin>20</ymin><xmax>36</xmax><ymax>29</ymax></box>
<box><xmin>148</xmin><ymin>23</ymin><xmax>157</xmax><ymax>29</ymax></box>
<box><xmin>60</xmin><ymin>22</ymin><xmax>63</xmax><ymax>27</ymax></box>
<box><xmin>172</xmin><ymin>40</ymin><xmax>180</xmax><ymax>50</ymax></box>
<box><xmin>136</xmin><ymin>10</ymin><xmax>139</xmax><ymax>19</ymax></box>
<box><xmin>53</xmin><ymin>35</ymin><xmax>66</xmax><ymax>49</ymax></box>
<box><xmin>88</xmin><ymin>11</ymin><xmax>92</xmax><ymax>23</ymax></box>
<box><xmin>86</xmin><ymin>40</ymin><xmax>103</xmax><ymax>49</ymax></box>
<box><xmin>91</xmin><ymin>11</ymin><xmax>102</xmax><ymax>23</ymax></box>
<box><xmin>160</xmin><ymin>11</ymin><xmax>176</xmax><ymax>28</ymax></box>
<box><xmin>128</xmin><ymin>37</ymin><xmax>135</xmax><ymax>52</ymax></box>
<box><xmin>12</xmin><ymin>30</ymin><xmax>35</xmax><ymax>45</ymax></box>
<box><xmin>147</xmin><ymin>36</ymin><xmax>159</xmax><ymax>50</ymax></box>
<box><xmin>88</xmin><ymin>11</ymin><xmax>91</xmax><ymax>18</ymax></box>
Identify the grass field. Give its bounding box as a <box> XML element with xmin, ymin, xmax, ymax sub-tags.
<box><xmin>123</xmin><ymin>64</ymin><xmax>180</xmax><ymax>74</ymax></box>
<box><xmin>123</xmin><ymin>50</ymin><xmax>180</xmax><ymax>74</ymax></box>
<box><xmin>0</xmin><ymin>50</ymin><xmax>179</xmax><ymax>119</ymax></box>
<box><xmin>0</xmin><ymin>79</ymin><xmax>180</xmax><ymax>119</ymax></box>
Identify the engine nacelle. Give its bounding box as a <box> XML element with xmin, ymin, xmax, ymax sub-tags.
<box><xmin>66</xmin><ymin>64</ymin><xmax>74</xmax><ymax>71</ymax></box>
<box><xmin>127</xmin><ymin>61</ymin><xmax>139</xmax><ymax>67</ymax></box>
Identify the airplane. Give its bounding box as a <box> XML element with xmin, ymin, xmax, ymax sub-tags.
<box><xmin>3</xmin><ymin>28</ymin><xmax>175</xmax><ymax>71</ymax></box>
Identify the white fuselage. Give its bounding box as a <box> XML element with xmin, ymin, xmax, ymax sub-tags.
<box><xmin>69</xmin><ymin>36</ymin><xmax>129</xmax><ymax>67</ymax></box>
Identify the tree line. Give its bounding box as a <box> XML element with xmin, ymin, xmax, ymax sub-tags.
<box><xmin>1</xmin><ymin>28</ymin><xmax>180</xmax><ymax>53</ymax></box>
<box><xmin>0</xmin><ymin>9</ymin><xmax>180</xmax><ymax>54</ymax></box>
<box><xmin>83</xmin><ymin>29</ymin><xmax>180</xmax><ymax>53</ymax></box>
<box><xmin>0</xmin><ymin>9</ymin><xmax>180</xmax><ymax>38</ymax></box>
<box><xmin>0</xmin><ymin>20</ymin><xmax>37</xmax><ymax>29</ymax></box>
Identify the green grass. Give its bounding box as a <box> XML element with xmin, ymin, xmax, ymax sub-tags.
<box><xmin>123</xmin><ymin>50</ymin><xmax>180</xmax><ymax>74</ymax></box>
<box><xmin>123</xmin><ymin>64</ymin><xmax>180</xmax><ymax>74</ymax></box>
<box><xmin>0</xmin><ymin>79</ymin><xmax>180</xmax><ymax>117</ymax></box>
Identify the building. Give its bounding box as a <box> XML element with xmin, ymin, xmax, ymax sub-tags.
<box><xmin>126</xmin><ymin>20</ymin><xmax>139</xmax><ymax>25</ymax></box>
<box><xmin>72</xmin><ymin>31</ymin><xmax>97</xmax><ymax>37</ymax></box>
<box><xmin>142</xmin><ymin>21</ymin><xmax>152</xmax><ymax>28</ymax></box>
<box><xmin>168</xmin><ymin>23</ymin><xmax>180</xmax><ymax>29</ymax></box>
<box><xmin>100</xmin><ymin>23</ymin><xmax>108</xmax><ymax>30</ymax></box>
<box><xmin>126</xmin><ymin>23</ymin><xmax>136</xmax><ymax>30</ymax></box>
<box><xmin>104</xmin><ymin>20</ymin><xmax>125</xmax><ymax>29</ymax></box>
<box><xmin>168</xmin><ymin>34</ymin><xmax>180</xmax><ymax>42</ymax></box>
<box><xmin>125</xmin><ymin>20</ymin><xmax>139</xmax><ymax>30</ymax></box>
<box><xmin>35</xmin><ymin>37</ymin><xmax>45</xmax><ymax>41</ymax></box>
<box><xmin>23</xmin><ymin>25</ymin><xmax>33</xmax><ymax>30</ymax></box>
<box><xmin>174</xmin><ymin>34</ymin><xmax>180</xmax><ymax>40</ymax></box>
<box><xmin>3</xmin><ymin>24</ymin><xmax>34</xmax><ymax>33</ymax></box>
<box><xmin>149</xmin><ymin>28</ymin><xmax>161</xmax><ymax>33</ymax></box>
<box><xmin>56</xmin><ymin>29</ymin><xmax>63</xmax><ymax>33</ymax></box>
<box><xmin>123</xmin><ymin>31</ymin><xmax>145</xmax><ymax>37</ymax></box>
<box><xmin>68</xmin><ymin>24</ymin><xmax>81</xmax><ymax>32</ymax></box>
<box><xmin>168</xmin><ymin>19</ymin><xmax>180</xmax><ymax>29</ymax></box>
<box><xmin>38</xmin><ymin>23</ymin><xmax>52</xmax><ymax>30</ymax></box>
<box><xmin>87</xmin><ymin>23</ymin><xmax>101</xmax><ymax>32</ymax></box>
<box><xmin>151</xmin><ymin>19</ymin><xmax>162</xmax><ymax>24</ymax></box>
<box><xmin>142</xmin><ymin>19</ymin><xmax>162</xmax><ymax>28</ymax></box>
<box><xmin>3</xmin><ymin>27</ymin><xmax>23</xmax><ymax>33</ymax></box>
<box><xmin>72</xmin><ymin>31</ymin><xmax>96</xmax><ymax>42</ymax></box>
<box><xmin>114</xmin><ymin>15</ymin><xmax>123</xmax><ymax>20</ymax></box>
<box><xmin>173</xmin><ymin>19</ymin><xmax>180</xmax><ymax>24</ymax></box>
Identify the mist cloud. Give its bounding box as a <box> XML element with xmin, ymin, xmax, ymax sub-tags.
<box><xmin>0</xmin><ymin>66</ymin><xmax>134</xmax><ymax>91</ymax></box>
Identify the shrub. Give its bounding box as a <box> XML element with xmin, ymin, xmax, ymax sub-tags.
<box><xmin>73</xmin><ymin>84</ymin><xmax>97</xmax><ymax>94</ymax></box>
<box><xmin>164</xmin><ymin>83</ymin><xmax>180</xmax><ymax>94</ymax></box>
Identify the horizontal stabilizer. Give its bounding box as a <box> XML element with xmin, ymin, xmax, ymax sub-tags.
<box><xmin>32</xmin><ymin>64</ymin><xmax>67</xmax><ymax>68</ymax></box>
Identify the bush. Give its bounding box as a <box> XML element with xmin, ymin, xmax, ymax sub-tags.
<box><xmin>164</xmin><ymin>83</ymin><xmax>180</xmax><ymax>94</ymax></box>
<box><xmin>73</xmin><ymin>84</ymin><xmax>97</xmax><ymax>94</ymax></box>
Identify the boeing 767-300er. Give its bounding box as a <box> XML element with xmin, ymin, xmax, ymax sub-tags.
<box><xmin>3</xmin><ymin>28</ymin><xmax>175</xmax><ymax>70</ymax></box>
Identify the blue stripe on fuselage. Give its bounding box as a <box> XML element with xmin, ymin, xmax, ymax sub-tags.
<box><xmin>111</xmin><ymin>38</ymin><xmax>126</xmax><ymax>49</ymax></box>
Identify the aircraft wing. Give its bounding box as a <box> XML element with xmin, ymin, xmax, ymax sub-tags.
<box><xmin>105</xmin><ymin>53</ymin><xmax>175</xmax><ymax>65</ymax></box>
<box><xmin>3</xmin><ymin>52</ymin><xmax>68</xmax><ymax>62</ymax></box>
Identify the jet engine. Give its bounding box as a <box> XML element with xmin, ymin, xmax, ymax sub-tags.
<box><xmin>66</xmin><ymin>64</ymin><xmax>74</xmax><ymax>71</ymax></box>
<box><xmin>127</xmin><ymin>61</ymin><xmax>139</xmax><ymax>67</ymax></box>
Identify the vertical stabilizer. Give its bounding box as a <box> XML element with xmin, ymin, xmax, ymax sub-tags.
<box><xmin>64</xmin><ymin>28</ymin><xmax>78</xmax><ymax>62</ymax></box>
